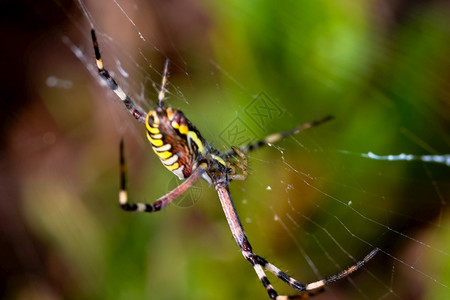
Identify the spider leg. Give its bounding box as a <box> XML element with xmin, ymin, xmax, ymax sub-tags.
<box><xmin>228</xmin><ymin>146</ymin><xmax>248</xmax><ymax>181</ymax></box>
<box><xmin>215</xmin><ymin>185</ymin><xmax>377</xmax><ymax>299</ymax></box>
<box><xmin>119</xmin><ymin>139</ymin><xmax>206</xmax><ymax>212</ymax></box>
<box><xmin>258</xmin><ymin>248</ymin><xmax>379</xmax><ymax>298</ymax></box>
<box><xmin>91</xmin><ymin>29</ymin><xmax>148</xmax><ymax>123</ymax></box>
<box><xmin>157</xmin><ymin>59</ymin><xmax>170</xmax><ymax>108</ymax></box>
<box><xmin>222</xmin><ymin>115</ymin><xmax>334</xmax><ymax>159</ymax></box>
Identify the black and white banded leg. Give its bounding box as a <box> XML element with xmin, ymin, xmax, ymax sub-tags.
<box><xmin>119</xmin><ymin>139</ymin><xmax>207</xmax><ymax>212</ymax></box>
<box><xmin>216</xmin><ymin>185</ymin><xmax>379</xmax><ymax>299</ymax></box>
<box><xmin>222</xmin><ymin>115</ymin><xmax>334</xmax><ymax>160</ymax></box>
<box><xmin>91</xmin><ymin>29</ymin><xmax>148</xmax><ymax>123</ymax></box>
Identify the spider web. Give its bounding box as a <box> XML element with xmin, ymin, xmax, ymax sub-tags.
<box><xmin>3</xmin><ymin>0</ymin><xmax>449</xmax><ymax>299</ymax></box>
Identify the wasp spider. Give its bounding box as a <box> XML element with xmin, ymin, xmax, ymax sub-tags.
<box><xmin>91</xmin><ymin>29</ymin><xmax>378</xmax><ymax>299</ymax></box>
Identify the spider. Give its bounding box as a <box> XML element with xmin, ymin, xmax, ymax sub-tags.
<box><xmin>91</xmin><ymin>29</ymin><xmax>378</xmax><ymax>299</ymax></box>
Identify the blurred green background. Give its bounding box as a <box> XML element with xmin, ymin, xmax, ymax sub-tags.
<box><xmin>1</xmin><ymin>0</ymin><xmax>449</xmax><ymax>299</ymax></box>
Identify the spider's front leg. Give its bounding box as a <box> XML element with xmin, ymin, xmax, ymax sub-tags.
<box><xmin>91</xmin><ymin>29</ymin><xmax>148</xmax><ymax>123</ymax></box>
<box><xmin>119</xmin><ymin>139</ymin><xmax>206</xmax><ymax>212</ymax></box>
<box><xmin>222</xmin><ymin>115</ymin><xmax>334</xmax><ymax>160</ymax></box>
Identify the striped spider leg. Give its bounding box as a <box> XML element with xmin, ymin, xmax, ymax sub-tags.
<box><xmin>91</xmin><ymin>29</ymin><xmax>148</xmax><ymax>123</ymax></box>
<box><xmin>222</xmin><ymin>115</ymin><xmax>334</xmax><ymax>160</ymax></box>
<box><xmin>91</xmin><ymin>29</ymin><xmax>378</xmax><ymax>299</ymax></box>
<box><xmin>216</xmin><ymin>184</ymin><xmax>379</xmax><ymax>299</ymax></box>
<box><xmin>119</xmin><ymin>139</ymin><xmax>207</xmax><ymax>212</ymax></box>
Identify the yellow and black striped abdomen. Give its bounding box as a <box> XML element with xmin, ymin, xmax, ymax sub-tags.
<box><xmin>146</xmin><ymin>107</ymin><xmax>206</xmax><ymax>180</ymax></box>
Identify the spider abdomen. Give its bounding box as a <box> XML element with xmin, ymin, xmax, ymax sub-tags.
<box><xmin>145</xmin><ymin>107</ymin><xmax>206</xmax><ymax>180</ymax></box>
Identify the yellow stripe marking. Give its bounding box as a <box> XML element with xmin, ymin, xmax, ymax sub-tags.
<box><xmin>146</xmin><ymin>112</ymin><xmax>160</xmax><ymax>134</ymax></box>
<box><xmin>211</xmin><ymin>155</ymin><xmax>226</xmax><ymax>166</ymax></box>
<box><xmin>179</xmin><ymin>125</ymin><xmax>189</xmax><ymax>135</ymax></box>
<box><xmin>188</xmin><ymin>131</ymin><xmax>204</xmax><ymax>153</ymax></box>
<box><xmin>146</xmin><ymin>111</ymin><xmax>159</xmax><ymax>130</ymax></box>
<box><xmin>146</xmin><ymin>132</ymin><xmax>163</xmax><ymax>147</ymax></box>
<box><xmin>166</xmin><ymin>162</ymin><xmax>179</xmax><ymax>171</ymax></box>
<box><xmin>155</xmin><ymin>150</ymin><xmax>172</xmax><ymax>159</ymax></box>
<box><xmin>147</xmin><ymin>126</ymin><xmax>159</xmax><ymax>134</ymax></box>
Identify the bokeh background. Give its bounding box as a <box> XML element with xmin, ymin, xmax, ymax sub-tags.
<box><xmin>1</xmin><ymin>0</ymin><xmax>449</xmax><ymax>299</ymax></box>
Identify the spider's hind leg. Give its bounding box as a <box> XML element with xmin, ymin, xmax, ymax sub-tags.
<box><xmin>215</xmin><ymin>183</ymin><xmax>378</xmax><ymax>300</ymax></box>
